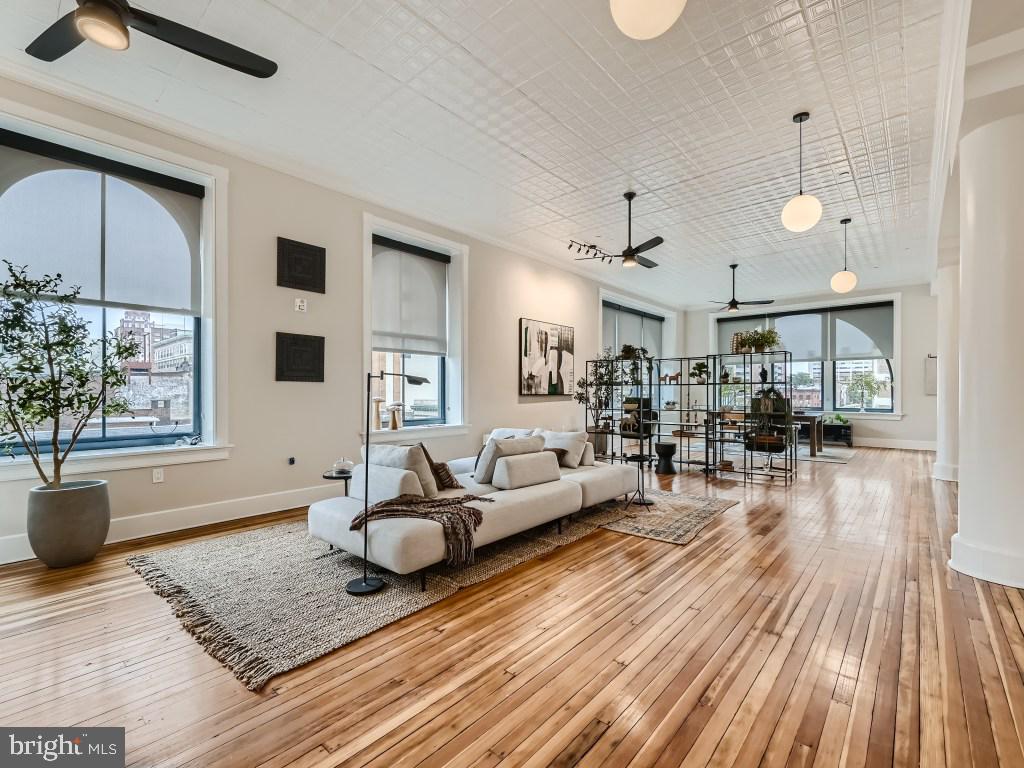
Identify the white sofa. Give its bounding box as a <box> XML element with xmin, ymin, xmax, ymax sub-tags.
<box><xmin>308</xmin><ymin>432</ymin><xmax>637</xmax><ymax>581</ymax></box>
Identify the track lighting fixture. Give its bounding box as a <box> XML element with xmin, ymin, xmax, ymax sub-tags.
<box><xmin>831</xmin><ymin>218</ymin><xmax>858</xmax><ymax>294</ymax></box>
<box><xmin>781</xmin><ymin>112</ymin><xmax>822</xmax><ymax>233</ymax></box>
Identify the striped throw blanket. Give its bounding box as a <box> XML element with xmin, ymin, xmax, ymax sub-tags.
<box><xmin>349</xmin><ymin>494</ymin><xmax>495</xmax><ymax>566</ymax></box>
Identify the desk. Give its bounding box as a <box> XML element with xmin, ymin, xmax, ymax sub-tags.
<box><xmin>792</xmin><ymin>414</ymin><xmax>824</xmax><ymax>457</ymax></box>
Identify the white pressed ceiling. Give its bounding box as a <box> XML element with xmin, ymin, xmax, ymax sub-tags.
<box><xmin>1</xmin><ymin>0</ymin><xmax>944</xmax><ymax>308</ymax></box>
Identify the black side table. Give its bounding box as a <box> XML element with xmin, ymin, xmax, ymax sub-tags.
<box><xmin>322</xmin><ymin>469</ymin><xmax>352</xmax><ymax>496</ymax></box>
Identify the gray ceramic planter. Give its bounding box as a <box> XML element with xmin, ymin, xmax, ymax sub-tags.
<box><xmin>27</xmin><ymin>480</ymin><xmax>110</xmax><ymax>568</ymax></box>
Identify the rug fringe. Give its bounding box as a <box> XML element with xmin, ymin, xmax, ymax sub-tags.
<box><xmin>127</xmin><ymin>554</ymin><xmax>275</xmax><ymax>691</ymax></box>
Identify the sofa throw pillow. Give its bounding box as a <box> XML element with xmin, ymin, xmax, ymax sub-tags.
<box><xmin>417</xmin><ymin>442</ymin><xmax>464</xmax><ymax>490</ymax></box>
<box><xmin>543</xmin><ymin>447</ymin><xmax>569</xmax><ymax>464</ymax></box>
<box><xmin>361</xmin><ymin>443</ymin><xmax>439</xmax><ymax>497</ymax></box>
<box><xmin>474</xmin><ymin>435</ymin><xmax>545</xmax><ymax>484</ymax></box>
<box><xmin>488</xmin><ymin>427</ymin><xmax>538</xmax><ymax>441</ymax></box>
<box><xmin>538</xmin><ymin>430</ymin><xmax>588</xmax><ymax>468</ymax></box>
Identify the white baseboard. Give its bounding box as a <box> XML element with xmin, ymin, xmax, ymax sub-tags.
<box><xmin>950</xmin><ymin>533</ymin><xmax>1024</xmax><ymax>588</ymax></box>
<box><xmin>0</xmin><ymin>484</ymin><xmax>341</xmax><ymax>566</ymax></box>
<box><xmin>852</xmin><ymin>438</ymin><xmax>937</xmax><ymax>451</ymax></box>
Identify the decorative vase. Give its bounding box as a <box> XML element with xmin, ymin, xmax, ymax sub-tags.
<box><xmin>759</xmin><ymin>366</ymin><xmax>768</xmax><ymax>384</ymax></box>
<box><xmin>27</xmin><ymin>480</ymin><xmax>110</xmax><ymax>568</ymax></box>
<box><xmin>389</xmin><ymin>410</ymin><xmax>400</xmax><ymax>430</ymax></box>
<box><xmin>373</xmin><ymin>399</ymin><xmax>384</xmax><ymax>431</ymax></box>
<box><xmin>720</xmin><ymin>370</ymin><xmax>730</xmax><ymax>384</ymax></box>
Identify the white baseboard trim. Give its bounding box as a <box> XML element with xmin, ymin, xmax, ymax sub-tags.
<box><xmin>950</xmin><ymin>533</ymin><xmax>1024</xmax><ymax>588</ymax></box>
<box><xmin>0</xmin><ymin>484</ymin><xmax>341</xmax><ymax>566</ymax></box>
<box><xmin>852</xmin><ymin>438</ymin><xmax>937</xmax><ymax>451</ymax></box>
<box><xmin>933</xmin><ymin>462</ymin><xmax>959</xmax><ymax>482</ymax></box>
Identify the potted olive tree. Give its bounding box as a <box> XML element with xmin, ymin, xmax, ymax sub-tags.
<box><xmin>1</xmin><ymin>263</ymin><xmax>140</xmax><ymax>568</ymax></box>
<box><xmin>575</xmin><ymin>347</ymin><xmax>618</xmax><ymax>456</ymax></box>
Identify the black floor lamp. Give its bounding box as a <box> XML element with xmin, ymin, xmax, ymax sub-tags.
<box><xmin>346</xmin><ymin>369</ymin><xmax>430</xmax><ymax>596</ymax></box>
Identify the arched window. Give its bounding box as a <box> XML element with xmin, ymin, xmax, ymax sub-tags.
<box><xmin>0</xmin><ymin>131</ymin><xmax>205</xmax><ymax>449</ymax></box>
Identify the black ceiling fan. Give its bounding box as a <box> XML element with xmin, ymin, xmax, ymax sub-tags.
<box><xmin>26</xmin><ymin>0</ymin><xmax>278</xmax><ymax>79</ymax></box>
<box><xmin>711</xmin><ymin>264</ymin><xmax>775</xmax><ymax>313</ymax></box>
<box><xmin>575</xmin><ymin>191</ymin><xmax>663</xmax><ymax>269</ymax></box>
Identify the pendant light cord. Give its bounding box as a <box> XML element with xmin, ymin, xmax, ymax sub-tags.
<box><xmin>798</xmin><ymin>119</ymin><xmax>804</xmax><ymax>195</ymax></box>
<box><xmin>843</xmin><ymin>221</ymin><xmax>848</xmax><ymax>270</ymax></box>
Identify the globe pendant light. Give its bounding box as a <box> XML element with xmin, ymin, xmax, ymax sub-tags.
<box><xmin>831</xmin><ymin>217</ymin><xmax>858</xmax><ymax>293</ymax></box>
<box><xmin>610</xmin><ymin>0</ymin><xmax>688</xmax><ymax>40</ymax></box>
<box><xmin>781</xmin><ymin>112</ymin><xmax>822</xmax><ymax>233</ymax></box>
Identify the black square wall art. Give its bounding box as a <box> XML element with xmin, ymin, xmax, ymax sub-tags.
<box><xmin>277</xmin><ymin>237</ymin><xmax>326</xmax><ymax>294</ymax></box>
<box><xmin>275</xmin><ymin>333</ymin><xmax>325</xmax><ymax>382</ymax></box>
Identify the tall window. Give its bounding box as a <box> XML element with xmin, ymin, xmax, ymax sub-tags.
<box><xmin>0</xmin><ymin>129</ymin><xmax>204</xmax><ymax>450</ymax></box>
<box><xmin>370</xmin><ymin>235</ymin><xmax>448</xmax><ymax>427</ymax></box>
<box><xmin>602</xmin><ymin>301</ymin><xmax>664</xmax><ymax>358</ymax></box>
<box><xmin>716</xmin><ymin>301</ymin><xmax>894</xmax><ymax>413</ymax></box>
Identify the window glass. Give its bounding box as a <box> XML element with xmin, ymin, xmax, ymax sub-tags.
<box><xmin>835</xmin><ymin>359</ymin><xmax>893</xmax><ymax>411</ymax></box>
<box><xmin>370</xmin><ymin>351</ymin><xmax>445</xmax><ymax>426</ymax></box>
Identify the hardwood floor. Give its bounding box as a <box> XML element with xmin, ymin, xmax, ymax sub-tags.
<box><xmin>1</xmin><ymin>448</ymin><xmax>1021</xmax><ymax>767</ymax></box>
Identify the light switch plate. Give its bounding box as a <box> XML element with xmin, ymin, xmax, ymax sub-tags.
<box><xmin>294</xmin><ymin>298</ymin><xmax>308</xmax><ymax>313</ymax></box>
<box><xmin>152</xmin><ymin>467</ymin><xmax>164</xmax><ymax>484</ymax></box>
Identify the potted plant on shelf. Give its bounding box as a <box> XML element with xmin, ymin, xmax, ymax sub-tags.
<box><xmin>746</xmin><ymin>386</ymin><xmax>791</xmax><ymax>453</ymax></box>
<box><xmin>1</xmin><ymin>263</ymin><xmax>141</xmax><ymax>568</ymax></box>
<box><xmin>575</xmin><ymin>347</ymin><xmax>618</xmax><ymax>455</ymax></box>
<box><xmin>618</xmin><ymin>343</ymin><xmax>653</xmax><ymax>387</ymax></box>
<box><xmin>689</xmin><ymin>361</ymin><xmax>709</xmax><ymax>385</ymax></box>
<box><xmin>741</xmin><ymin>327</ymin><xmax>781</xmax><ymax>353</ymax></box>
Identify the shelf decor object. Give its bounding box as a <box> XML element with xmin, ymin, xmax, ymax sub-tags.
<box><xmin>275</xmin><ymin>332</ymin><xmax>325</xmax><ymax>382</ymax></box>
<box><xmin>348</xmin><ymin>370</ymin><xmax>429</xmax><ymax>596</ymax></box>
<box><xmin>830</xmin><ymin>217</ymin><xmax>858</xmax><ymax>294</ymax></box>
<box><xmin>277</xmin><ymin>237</ymin><xmax>326</xmax><ymax>294</ymax></box>
<box><xmin>781</xmin><ymin>112</ymin><xmax>822</xmax><ymax>233</ymax></box>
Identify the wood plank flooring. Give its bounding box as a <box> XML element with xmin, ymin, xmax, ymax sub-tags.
<box><xmin>1</xmin><ymin>448</ymin><xmax>1022</xmax><ymax>766</ymax></box>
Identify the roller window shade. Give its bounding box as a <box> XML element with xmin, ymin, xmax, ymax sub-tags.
<box><xmin>371</xmin><ymin>240</ymin><xmax>448</xmax><ymax>356</ymax></box>
<box><xmin>771</xmin><ymin>312</ymin><xmax>826</xmax><ymax>362</ymax></box>
<box><xmin>602</xmin><ymin>301</ymin><xmax>663</xmax><ymax>358</ymax></box>
<box><xmin>831</xmin><ymin>304</ymin><xmax>894</xmax><ymax>360</ymax></box>
<box><xmin>0</xmin><ymin>141</ymin><xmax>203</xmax><ymax>315</ymax></box>
<box><xmin>602</xmin><ymin>307</ymin><xmax>616</xmax><ymax>354</ymax></box>
<box><xmin>716</xmin><ymin>316</ymin><xmax>768</xmax><ymax>353</ymax></box>
<box><xmin>643</xmin><ymin>317</ymin><xmax>664</xmax><ymax>359</ymax></box>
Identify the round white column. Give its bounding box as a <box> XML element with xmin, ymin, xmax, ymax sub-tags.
<box><xmin>950</xmin><ymin>113</ymin><xmax>1024</xmax><ymax>587</ymax></box>
<box><xmin>933</xmin><ymin>263</ymin><xmax>959</xmax><ymax>482</ymax></box>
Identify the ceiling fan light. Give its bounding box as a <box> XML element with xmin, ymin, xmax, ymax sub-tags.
<box><xmin>609</xmin><ymin>0</ymin><xmax>688</xmax><ymax>40</ymax></box>
<box><xmin>75</xmin><ymin>3</ymin><xmax>129</xmax><ymax>51</ymax></box>
<box><xmin>781</xmin><ymin>193</ymin><xmax>822</xmax><ymax>233</ymax></box>
<box><xmin>831</xmin><ymin>270</ymin><xmax>858</xmax><ymax>294</ymax></box>
<box><xmin>622</xmin><ymin>253</ymin><xmax>638</xmax><ymax>268</ymax></box>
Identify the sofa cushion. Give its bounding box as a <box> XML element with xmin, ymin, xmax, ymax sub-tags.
<box><xmin>559</xmin><ymin>464</ymin><xmax>638</xmax><ymax>507</ymax></box>
<box><xmin>349</xmin><ymin>464</ymin><xmax>424</xmax><ymax>504</ymax></box>
<box><xmin>492</xmin><ymin>451</ymin><xmax>561</xmax><ymax>490</ymax></box>
<box><xmin>470</xmin><ymin>481</ymin><xmax>582</xmax><ymax>548</ymax></box>
<box><xmin>475</xmin><ymin>435</ymin><xmax>545</xmax><ymax>484</ymax></box>
<box><xmin>362</xmin><ymin>444</ymin><xmax>438</xmax><ymax>497</ymax></box>
<box><xmin>308</xmin><ymin>496</ymin><xmax>444</xmax><ymax>575</ymax></box>
<box><xmin>417</xmin><ymin>442</ymin><xmax>463</xmax><ymax>490</ymax></box>
<box><xmin>581</xmin><ymin>441</ymin><xmax>595</xmax><ymax>466</ymax></box>
<box><xmin>537</xmin><ymin>430</ymin><xmax>588</xmax><ymax>468</ymax></box>
<box><xmin>452</xmin><ymin>473</ymin><xmax>499</xmax><ymax>496</ymax></box>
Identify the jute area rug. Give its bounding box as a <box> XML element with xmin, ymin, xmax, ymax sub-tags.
<box><xmin>128</xmin><ymin>489</ymin><xmax>737</xmax><ymax>691</ymax></box>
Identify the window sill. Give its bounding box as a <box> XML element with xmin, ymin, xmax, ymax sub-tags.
<box><xmin>0</xmin><ymin>443</ymin><xmax>233</xmax><ymax>483</ymax></box>
<box><xmin>840</xmin><ymin>412</ymin><xmax>903</xmax><ymax>421</ymax></box>
<box><xmin>363</xmin><ymin>424</ymin><xmax>470</xmax><ymax>443</ymax></box>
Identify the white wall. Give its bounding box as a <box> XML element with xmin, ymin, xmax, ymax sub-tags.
<box><xmin>682</xmin><ymin>284</ymin><xmax>938</xmax><ymax>449</ymax></box>
<box><xmin>0</xmin><ymin>77</ymin><xmax>657</xmax><ymax>559</ymax></box>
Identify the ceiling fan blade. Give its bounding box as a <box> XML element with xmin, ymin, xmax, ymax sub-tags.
<box><xmin>708</xmin><ymin>300</ymin><xmax>730</xmax><ymax>305</ymax></box>
<box><xmin>630</xmin><ymin>236</ymin><xmax>664</xmax><ymax>255</ymax></box>
<box><xmin>26</xmin><ymin>11</ymin><xmax>83</xmax><ymax>62</ymax></box>
<box><xmin>738</xmin><ymin>299</ymin><xmax>775</xmax><ymax>305</ymax></box>
<box><xmin>636</xmin><ymin>255</ymin><xmax>658</xmax><ymax>269</ymax></box>
<box><xmin>126</xmin><ymin>8</ymin><xmax>278</xmax><ymax>78</ymax></box>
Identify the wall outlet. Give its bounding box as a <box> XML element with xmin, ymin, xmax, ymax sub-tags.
<box><xmin>294</xmin><ymin>298</ymin><xmax>308</xmax><ymax>313</ymax></box>
<box><xmin>288</xmin><ymin>457</ymin><xmax>296</xmax><ymax>466</ymax></box>
<box><xmin>152</xmin><ymin>467</ymin><xmax>165</xmax><ymax>484</ymax></box>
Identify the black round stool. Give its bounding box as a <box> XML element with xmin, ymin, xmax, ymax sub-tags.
<box><xmin>654</xmin><ymin>442</ymin><xmax>677</xmax><ymax>474</ymax></box>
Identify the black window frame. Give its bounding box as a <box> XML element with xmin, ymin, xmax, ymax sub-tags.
<box><xmin>1</xmin><ymin>127</ymin><xmax>206</xmax><ymax>454</ymax></box>
<box><xmin>832</xmin><ymin>358</ymin><xmax>895</xmax><ymax>414</ymax></box>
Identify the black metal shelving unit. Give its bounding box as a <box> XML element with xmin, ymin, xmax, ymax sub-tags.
<box><xmin>707</xmin><ymin>350</ymin><xmax>797</xmax><ymax>485</ymax></box>
<box><xmin>650</xmin><ymin>356</ymin><xmax>712</xmax><ymax>473</ymax></box>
